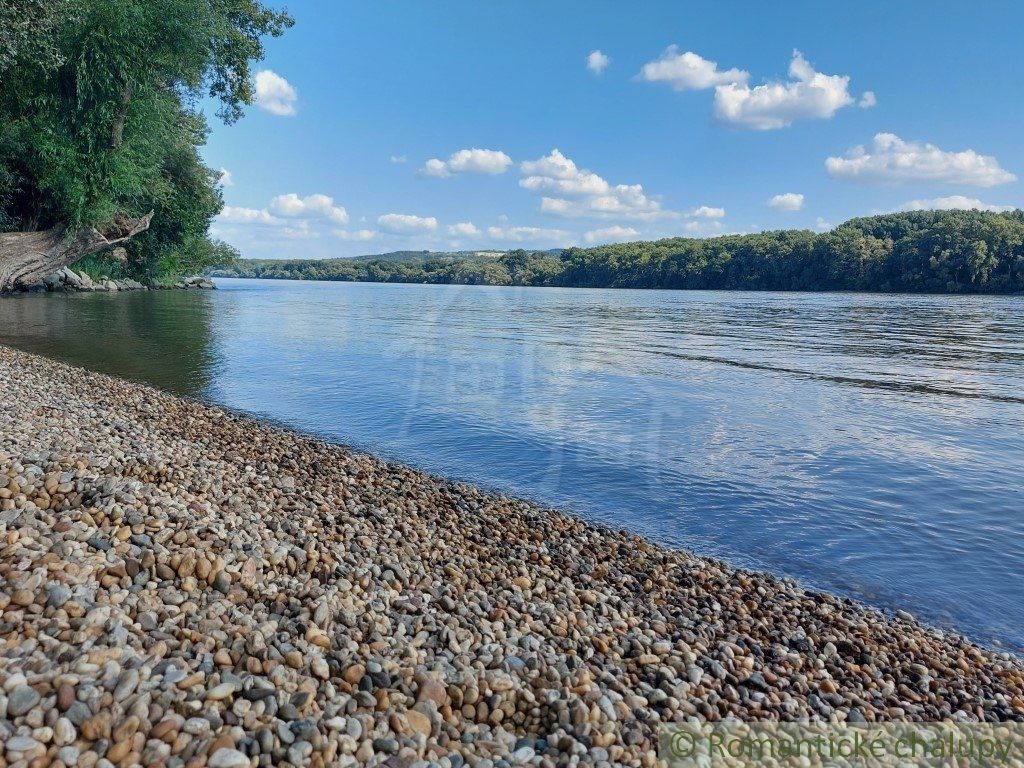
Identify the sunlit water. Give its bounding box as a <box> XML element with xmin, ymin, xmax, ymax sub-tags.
<box><xmin>2</xmin><ymin>278</ymin><xmax>1023</xmax><ymax>650</ymax></box>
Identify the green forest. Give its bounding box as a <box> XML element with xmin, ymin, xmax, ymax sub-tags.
<box><xmin>0</xmin><ymin>0</ymin><xmax>290</xmax><ymax>290</ymax></box>
<box><xmin>214</xmin><ymin>209</ymin><xmax>1024</xmax><ymax>294</ymax></box>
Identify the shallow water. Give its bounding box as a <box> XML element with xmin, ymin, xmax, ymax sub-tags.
<box><xmin>2</xmin><ymin>278</ymin><xmax>1023</xmax><ymax>650</ymax></box>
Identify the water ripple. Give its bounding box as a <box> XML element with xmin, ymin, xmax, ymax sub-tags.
<box><xmin>1</xmin><ymin>279</ymin><xmax>1022</xmax><ymax>650</ymax></box>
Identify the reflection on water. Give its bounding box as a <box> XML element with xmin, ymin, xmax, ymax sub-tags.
<box><xmin>0</xmin><ymin>290</ymin><xmax>216</xmax><ymax>397</ymax></box>
<box><xmin>2</xmin><ymin>278</ymin><xmax>1023</xmax><ymax>650</ymax></box>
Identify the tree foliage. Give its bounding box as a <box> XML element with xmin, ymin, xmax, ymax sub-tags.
<box><xmin>0</xmin><ymin>0</ymin><xmax>290</xmax><ymax>279</ymax></box>
<box><xmin>215</xmin><ymin>210</ymin><xmax>1024</xmax><ymax>295</ymax></box>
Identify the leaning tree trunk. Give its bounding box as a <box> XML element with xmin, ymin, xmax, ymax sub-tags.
<box><xmin>0</xmin><ymin>212</ymin><xmax>153</xmax><ymax>292</ymax></box>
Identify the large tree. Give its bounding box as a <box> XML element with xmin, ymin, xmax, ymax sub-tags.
<box><xmin>0</xmin><ymin>0</ymin><xmax>292</xmax><ymax>290</ymax></box>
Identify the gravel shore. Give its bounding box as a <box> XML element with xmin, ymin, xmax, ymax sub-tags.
<box><xmin>2</xmin><ymin>344</ymin><xmax>1023</xmax><ymax>768</ymax></box>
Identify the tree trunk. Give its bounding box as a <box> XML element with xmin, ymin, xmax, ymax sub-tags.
<box><xmin>0</xmin><ymin>212</ymin><xmax>153</xmax><ymax>292</ymax></box>
<box><xmin>111</xmin><ymin>84</ymin><xmax>133</xmax><ymax>149</ymax></box>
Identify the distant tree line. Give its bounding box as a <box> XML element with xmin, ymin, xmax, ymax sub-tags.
<box><xmin>213</xmin><ymin>210</ymin><xmax>1024</xmax><ymax>294</ymax></box>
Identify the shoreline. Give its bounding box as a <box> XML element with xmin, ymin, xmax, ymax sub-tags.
<box><xmin>2</xmin><ymin>267</ymin><xmax>216</xmax><ymax>295</ymax></box>
<box><xmin>2</xmin><ymin>346</ymin><xmax>1023</xmax><ymax>767</ymax></box>
<box><xmin>211</xmin><ymin>274</ymin><xmax>1024</xmax><ymax>299</ymax></box>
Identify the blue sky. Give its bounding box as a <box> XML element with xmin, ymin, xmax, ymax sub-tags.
<box><xmin>206</xmin><ymin>0</ymin><xmax>1024</xmax><ymax>259</ymax></box>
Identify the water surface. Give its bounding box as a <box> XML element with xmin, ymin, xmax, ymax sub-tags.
<box><xmin>2</xmin><ymin>278</ymin><xmax>1022</xmax><ymax>650</ymax></box>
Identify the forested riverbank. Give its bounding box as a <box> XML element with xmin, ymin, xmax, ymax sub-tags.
<box><xmin>214</xmin><ymin>209</ymin><xmax>1024</xmax><ymax>294</ymax></box>
<box><xmin>0</xmin><ymin>0</ymin><xmax>290</xmax><ymax>291</ymax></box>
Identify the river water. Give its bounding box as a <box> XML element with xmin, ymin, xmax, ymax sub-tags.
<box><xmin>2</xmin><ymin>278</ymin><xmax>1022</xmax><ymax>650</ymax></box>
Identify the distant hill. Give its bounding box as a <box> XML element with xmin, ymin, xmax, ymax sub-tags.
<box><xmin>211</xmin><ymin>249</ymin><xmax>507</xmax><ymax>273</ymax></box>
<box><xmin>210</xmin><ymin>210</ymin><xmax>1024</xmax><ymax>294</ymax></box>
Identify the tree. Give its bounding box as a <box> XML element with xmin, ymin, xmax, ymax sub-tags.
<box><xmin>0</xmin><ymin>0</ymin><xmax>71</xmax><ymax>73</ymax></box>
<box><xmin>213</xmin><ymin>210</ymin><xmax>1024</xmax><ymax>295</ymax></box>
<box><xmin>0</xmin><ymin>0</ymin><xmax>292</xmax><ymax>291</ymax></box>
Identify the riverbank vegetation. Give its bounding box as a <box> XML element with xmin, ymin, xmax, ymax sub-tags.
<box><xmin>0</xmin><ymin>0</ymin><xmax>290</xmax><ymax>290</ymax></box>
<box><xmin>215</xmin><ymin>209</ymin><xmax>1024</xmax><ymax>294</ymax></box>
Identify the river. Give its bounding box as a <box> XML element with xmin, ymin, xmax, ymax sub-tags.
<box><xmin>2</xmin><ymin>277</ymin><xmax>1022</xmax><ymax>650</ymax></box>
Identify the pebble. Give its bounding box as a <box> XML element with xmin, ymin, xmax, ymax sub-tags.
<box><xmin>54</xmin><ymin>717</ymin><xmax>76</xmax><ymax>745</ymax></box>
<box><xmin>6</xmin><ymin>736</ymin><xmax>40</xmax><ymax>753</ymax></box>
<box><xmin>288</xmin><ymin>740</ymin><xmax>313</xmax><ymax>765</ymax></box>
<box><xmin>8</xmin><ymin>685</ymin><xmax>41</xmax><ymax>716</ymax></box>
<box><xmin>511</xmin><ymin>746</ymin><xmax>536</xmax><ymax>763</ymax></box>
<box><xmin>208</xmin><ymin>748</ymin><xmax>251</xmax><ymax>768</ymax></box>
<box><xmin>208</xmin><ymin>682</ymin><xmax>236</xmax><ymax>701</ymax></box>
<box><xmin>184</xmin><ymin>717</ymin><xmax>211</xmax><ymax>735</ymax></box>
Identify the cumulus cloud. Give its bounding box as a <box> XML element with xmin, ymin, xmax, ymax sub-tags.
<box><xmin>269</xmin><ymin>193</ymin><xmax>349</xmax><ymax>225</ymax></box>
<box><xmin>826</xmin><ymin>133</ymin><xmax>1016</xmax><ymax>187</ymax></box>
<box><xmin>767</xmin><ymin>192</ymin><xmax>805</xmax><ymax>211</ymax></box>
<box><xmin>714</xmin><ymin>51</ymin><xmax>860</xmax><ymax>130</ymax></box>
<box><xmin>638</xmin><ymin>46</ymin><xmax>748</xmax><ymax>91</ymax></box>
<box><xmin>487</xmin><ymin>225</ymin><xmax>568</xmax><ymax>243</ymax></box>
<box><xmin>421</xmin><ymin>148</ymin><xmax>513</xmax><ymax>178</ymax></box>
<box><xmin>333</xmin><ymin>229</ymin><xmax>377</xmax><ymax>241</ymax></box>
<box><xmin>389</xmin><ymin>155</ymin><xmax>407</xmax><ymax>164</ymax></box>
<box><xmin>899</xmin><ymin>195</ymin><xmax>1017</xmax><ymax>213</ymax></box>
<box><xmin>447</xmin><ymin>222</ymin><xmax>481</xmax><ymax>237</ymax></box>
<box><xmin>281</xmin><ymin>222</ymin><xmax>318</xmax><ymax>240</ymax></box>
<box><xmin>859</xmin><ymin>91</ymin><xmax>877</xmax><ymax>108</ymax></box>
<box><xmin>218</xmin><ymin>193</ymin><xmax>351</xmax><ymax>234</ymax></box>
<box><xmin>815</xmin><ymin>217</ymin><xmax>832</xmax><ymax>231</ymax></box>
<box><xmin>254</xmin><ymin>70</ymin><xmax>298</xmax><ymax>117</ymax></box>
<box><xmin>583</xmin><ymin>226</ymin><xmax>639</xmax><ymax>244</ymax></box>
<box><xmin>377</xmin><ymin>213</ymin><xmax>439</xmax><ymax>234</ymax></box>
<box><xmin>520</xmin><ymin>149</ymin><xmax>666</xmax><ymax>220</ymax></box>
<box><xmin>587</xmin><ymin>50</ymin><xmax>611</xmax><ymax>75</ymax></box>
<box><xmin>217</xmin><ymin>206</ymin><xmax>283</xmax><ymax>225</ymax></box>
<box><xmin>218</xmin><ymin>168</ymin><xmax>233</xmax><ymax>187</ymax></box>
<box><xmin>689</xmin><ymin>205</ymin><xmax>725</xmax><ymax>219</ymax></box>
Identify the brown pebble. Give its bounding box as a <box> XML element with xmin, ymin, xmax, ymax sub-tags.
<box><xmin>57</xmin><ymin>683</ymin><xmax>75</xmax><ymax>711</ymax></box>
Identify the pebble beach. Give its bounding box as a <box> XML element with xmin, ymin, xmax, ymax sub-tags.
<box><xmin>2</xmin><ymin>344</ymin><xmax>1023</xmax><ymax>768</ymax></box>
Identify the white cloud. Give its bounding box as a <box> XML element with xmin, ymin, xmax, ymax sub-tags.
<box><xmin>899</xmin><ymin>195</ymin><xmax>1017</xmax><ymax>213</ymax></box>
<box><xmin>767</xmin><ymin>192</ymin><xmax>805</xmax><ymax>211</ymax></box>
<box><xmin>447</xmin><ymin>221</ymin><xmax>481</xmax><ymax>237</ymax></box>
<box><xmin>217</xmin><ymin>206</ymin><xmax>283</xmax><ymax>225</ymax></box>
<box><xmin>690</xmin><ymin>205</ymin><xmax>726</xmax><ymax>219</ymax></box>
<box><xmin>520</xmin><ymin>149</ymin><xmax>666</xmax><ymax>220</ymax></box>
<box><xmin>218</xmin><ymin>168</ymin><xmax>233</xmax><ymax>187</ymax></box>
<box><xmin>254</xmin><ymin>70</ymin><xmax>298</xmax><ymax>117</ymax></box>
<box><xmin>421</xmin><ymin>159</ymin><xmax>449</xmax><ymax>178</ymax></box>
<box><xmin>421</xmin><ymin>148</ymin><xmax>513</xmax><ymax>178</ymax></box>
<box><xmin>714</xmin><ymin>51</ymin><xmax>859</xmax><ymax>130</ymax></box>
<box><xmin>587</xmin><ymin>50</ymin><xmax>611</xmax><ymax>75</ymax></box>
<box><xmin>333</xmin><ymin>229</ymin><xmax>377</xmax><ymax>241</ymax></box>
<box><xmin>269</xmin><ymin>193</ymin><xmax>349</xmax><ymax>225</ymax></box>
<box><xmin>638</xmin><ymin>46</ymin><xmax>748</xmax><ymax>91</ymax></box>
<box><xmin>377</xmin><ymin>213</ymin><xmax>439</xmax><ymax>234</ymax></box>
<box><xmin>859</xmin><ymin>91</ymin><xmax>877</xmax><ymax>108</ymax></box>
<box><xmin>815</xmin><ymin>217</ymin><xmax>832</xmax><ymax>231</ymax></box>
<box><xmin>389</xmin><ymin>155</ymin><xmax>407</xmax><ymax>164</ymax></box>
<box><xmin>281</xmin><ymin>222</ymin><xmax>318</xmax><ymax>240</ymax></box>
<box><xmin>219</xmin><ymin>193</ymin><xmax>351</xmax><ymax>234</ymax></box>
<box><xmin>826</xmin><ymin>133</ymin><xmax>1016</xmax><ymax>187</ymax></box>
<box><xmin>539</xmin><ymin>197</ymin><xmax>573</xmax><ymax>215</ymax></box>
<box><xmin>584</xmin><ymin>225</ymin><xmax>639</xmax><ymax>244</ymax></box>
<box><xmin>487</xmin><ymin>225</ymin><xmax>568</xmax><ymax>243</ymax></box>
